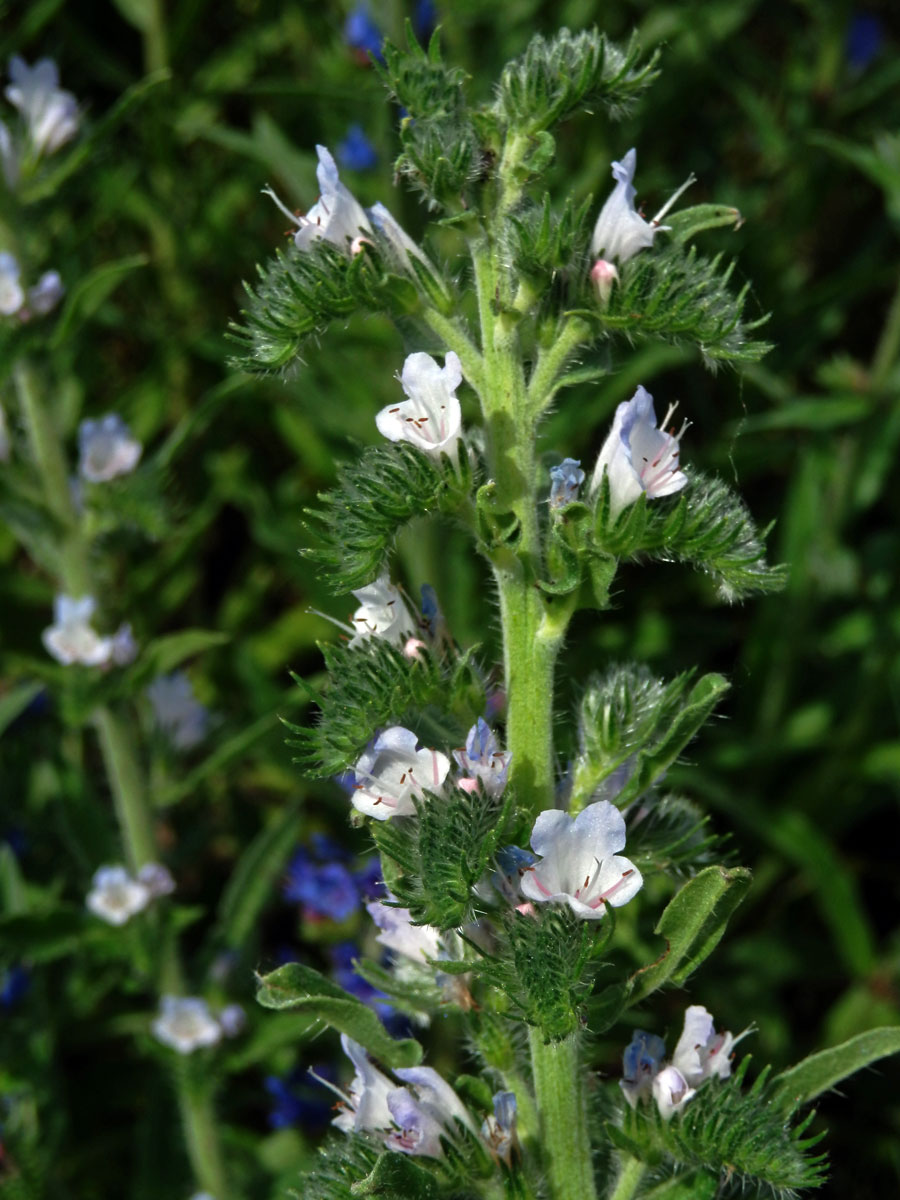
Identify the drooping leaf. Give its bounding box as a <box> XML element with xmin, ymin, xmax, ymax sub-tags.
<box><xmin>215</xmin><ymin>802</ymin><xmax>303</xmax><ymax>948</ymax></box>
<box><xmin>769</xmin><ymin>1027</ymin><xmax>900</xmax><ymax>1116</ymax></box>
<box><xmin>627</xmin><ymin>865</ymin><xmax>751</xmax><ymax>1005</ymax></box>
<box><xmin>254</xmin><ymin>962</ymin><xmax>422</xmax><ymax>1068</ymax></box>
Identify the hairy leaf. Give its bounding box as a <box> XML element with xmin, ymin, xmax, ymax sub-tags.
<box><xmin>593</xmin><ymin>473</ymin><xmax>787</xmax><ymax>601</ymax></box>
<box><xmin>570</xmin><ymin>664</ymin><xmax>729</xmax><ymax>812</ymax></box>
<box><xmin>769</xmin><ymin>1027</ymin><xmax>900</xmax><ymax>1116</ymax></box>
<box><xmin>255</xmin><ymin>962</ymin><xmax>422</xmax><ymax>1068</ymax></box>
<box><xmin>304</xmin><ymin>441</ymin><xmax>470</xmax><ymax>593</ymax></box>
<box><xmin>627</xmin><ymin>865</ymin><xmax>751</xmax><ymax>1005</ymax></box>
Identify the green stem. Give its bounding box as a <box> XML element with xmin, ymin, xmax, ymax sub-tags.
<box><xmin>871</xmin><ymin>270</ymin><xmax>900</xmax><ymax>388</ymax></box>
<box><xmin>142</xmin><ymin>0</ymin><xmax>169</xmax><ymax>73</ymax></box>
<box><xmin>177</xmin><ymin>1062</ymin><xmax>229</xmax><ymax>1200</ymax></box>
<box><xmin>528</xmin><ymin>1031</ymin><xmax>597</xmax><ymax>1200</ymax></box>
<box><xmin>93</xmin><ymin>706</ymin><xmax>158</xmax><ymax>872</ymax></box>
<box><xmin>607</xmin><ymin>1154</ymin><xmax>647</xmax><ymax>1200</ymax></box>
<box><xmin>420</xmin><ymin>307</ymin><xmax>486</xmax><ymax>395</ymax></box>
<box><xmin>526</xmin><ymin>317</ymin><xmax>592</xmax><ymax>415</ymax></box>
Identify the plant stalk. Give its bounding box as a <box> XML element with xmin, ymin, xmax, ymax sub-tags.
<box><xmin>528</xmin><ymin>1030</ymin><xmax>597</xmax><ymax>1200</ymax></box>
<box><xmin>607</xmin><ymin>1154</ymin><xmax>647</xmax><ymax>1200</ymax></box>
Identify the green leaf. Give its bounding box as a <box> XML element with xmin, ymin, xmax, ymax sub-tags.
<box><xmin>49</xmin><ymin>254</ymin><xmax>149</xmax><ymax>349</ymax></box>
<box><xmin>570</xmin><ymin>665</ymin><xmax>730</xmax><ymax>812</ymax></box>
<box><xmin>254</xmin><ymin>962</ymin><xmax>423</xmax><ymax>1069</ymax></box>
<box><xmin>215</xmin><ymin>803</ymin><xmax>303</xmax><ymax>948</ymax></box>
<box><xmin>137</xmin><ymin>629</ymin><xmax>229</xmax><ymax>679</ymax></box>
<box><xmin>769</xmin><ymin>1027</ymin><xmax>900</xmax><ymax>1116</ymax></box>
<box><xmin>627</xmin><ymin>865</ymin><xmax>751</xmax><ymax>1005</ymax></box>
<box><xmin>0</xmin><ymin>909</ymin><xmax>87</xmax><ymax>963</ymax></box>
<box><xmin>665</xmin><ymin>203</ymin><xmax>744</xmax><ymax>246</ymax></box>
<box><xmin>351</xmin><ymin>1152</ymin><xmax>441</xmax><ymax>1198</ymax></box>
<box><xmin>304</xmin><ymin>441</ymin><xmax>469</xmax><ymax>593</ymax></box>
<box><xmin>0</xmin><ymin>680</ymin><xmax>43</xmax><ymax>739</ymax></box>
<box><xmin>593</xmin><ymin>474</ymin><xmax>787</xmax><ymax>601</ymax></box>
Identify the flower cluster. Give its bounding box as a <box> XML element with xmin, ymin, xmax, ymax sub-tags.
<box><xmin>85</xmin><ymin>862</ymin><xmax>175</xmax><ymax>926</ymax></box>
<box><xmin>43</xmin><ymin>595</ymin><xmax>136</xmax><ymax>668</ymax></box>
<box><xmin>283</xmin><ymin>836</ymin><xmax>381</xmax><ymax>923</ymax></box>
<box><xmin>620</xmin><ymin>1005</ymin><xmax>747</xmax><ymax>1119</ymax></box>
<box><xmin>0</xmin><ymin>252</ymin><xmax>63</xmax><ymax>320</ymax></box>
<box><xmin>152</xmin><ymin>996</ymin><xmax>245</xmax><ymax>1054</ymax></box>
<box><xmin>322</xmin><ymin>1035</ymin><xmax>517</xmax><ymax>1163</ymax></box>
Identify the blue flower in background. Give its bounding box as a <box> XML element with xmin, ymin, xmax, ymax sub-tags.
<box><xmin>354</xmin><ymin>855</ymin><xmax>384</xmax><ymax>901</ymax></box>
<box><xmin>344</xmin><ymin>5</ymin><xmax>384</xmax><ymax>62</ymax></box>
<box><xmin>1</xmin><ymin>965</ymin><xmax>30</xmax><ymax>1009</ymax></box>
<box><xmin>414</xmin><ymin>0</ymin><xmax>437</xmax><ymax>40</ymax></box>
<box><xmin>337</xmin><ymin>124</ymin><xmax>378</xmax><ymax>172</ymax></box>
<box><xmin>265</xmin><ymin>1067</ymin><xmax>335</xmax><ymax>1130</ymax></box>
<box><xmin>846</xmin><ymin>14</ymin><xmax>883</xmax><ymax>72</ymax></box>
<box><xmin>283</xmin><ymin>847</ymin><xmax>358</xmax><ymax>922</ymax></box>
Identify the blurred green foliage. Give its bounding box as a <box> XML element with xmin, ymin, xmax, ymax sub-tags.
<box><xmin>1</xmin><ymin>0</ymin><xmax>898</xmax><ymax>1196</ymax></box>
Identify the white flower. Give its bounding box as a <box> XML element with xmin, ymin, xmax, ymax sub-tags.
<box><xmin>387</xmin><ymin>1066</ymin><xmax>475</xmax><ymax>1157</ymax></box>
<box><xmin>0</xmin><ymin>251</ymin><xmax>24</xmax><ymax>315</ymax></box>
<box><xmin>152</xmin><ymin>996</ymin><xmax>222</xmax><ymax>1054</ymax></box>
<box><xmin>78</xmin><ymin>413</ymin><xmax>142</xmax><ymax>483</ymax></box>
<box><xmin>590</xmin><ymin>148</ymin><xmax>694</xmax><ymax>265</ymax></box>
<box><xmin>520</xmin><ymin>800</ymin><xmax>643</xmax><ymax>920</ymax></box>
<box><xmin>368</xmin><ymin>201</ymin><xmax>432</xmax><ymax>273</ymax></box>
<box><xmin>671</xmin><ymin>1005</ymin><xmax>743</xmax><ymax>1087</ymax></box>
<box><xmin>589</xmin><ymin>385</ymin><xmax>688</xmax><ymax>517</ymax></box>
<box><xmin>86</xmin><ymin>866</ymin><xmax>151</xmax><ymax>925</ymax></box>
<box><xmin>652</xmin><ymin>1064</ymin><xmax>696</xmax><ymax>1120</ymax></box>
<box><xmin>137</xmin><ymin>861</ymin><xmax>176</xmax><ymax>898</ymax></box>
<box><xmin>146</xmin><ymin>673</ymin><xmax>209</xmax><ymax>750</ymax></box>
<box><xmin>348</xmin><ymin>574</ymin><xmax>417</xmax><ymax>649</ymax></box>
<box><xmin>42</xmin><ymin>595</ymin><xmax>113</xmax><ymax>666</ymax></box>
<box><xmin>375</xmin><ymin>351</ymin><xmax>463</xmax><ymax>461</ymax></box>
<box><xmin>366</xmin><ymin>895</ymin><xmax>443</xmax><ymax>964</ymax></box>
<box><xmin>331</xmin><ymin>1035</ymin><xmax>395</xmax><ymax>1134</ymax></box>
<box><xmin>5</xmin><ymin>56</ymin><xmax>79</xmax><ymax>158</ymax></box>
<box><xmin>352</xmin><ymin>726</ymin><xmax>451</xmax><ymax>821</ymax></box>
<box><xmin>262</xmin><ymin>144</ymin><xmax>373</xmax><ymax>252</ymax></box>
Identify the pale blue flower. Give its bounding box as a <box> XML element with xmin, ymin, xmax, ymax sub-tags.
<box><xmin>520</xmin><ymin>800</ymin><xmax>643</xmax><ymax>920</ymax></box>
<box><xmin>146</xmin><ymin>672</ymin><xmax>209</xmax><ymax>750</ymax></box>
<box><xmin>110</xmin><ymin>622</ymin><xmax>138</xmax><ymax>665</ymax></box>
<box><xmin>27</xmin><ymin>269</ymin><xmax>63</xmax><ymax>315</ymax></box>
<box><xmin>331</xmin><ymin>1035</ymin><xmax>395</xmax><ymax>1133</ymax></box>
<box><xmin>5</xmin><ymin>56</ymin><xmax>79</xmax><ymax>158</ymax></box>
<box><xmin>152</xmin><ymin>996</ymin><xmax>222</xmax><ymax>1054</ymax></box>
<box><xmin>590</xmin><ymin>148</ymin><xmax>694</xmax><ymax>265</ymax></box>
<box><xmin>453</xmin><ymin>718</ymin><xmax>511</xmax><ymax>798</ymax></box>
<box><xmin>366</xmin><ymin>895</ymin><xmax>442</xmax><ymax>964</ymax></box>
<box><xmin>263</xmin><ymin>144</ymin><xmax>373</xmax><ymax>252</ymax></box>
<box><xmin>620</xmin><ymin>1030</ymin><xmax>666</xmax><ymax>1108</ymax></box>
<box><xmin>137</xmin><ymin>861</ymin><xmax>175</xmax><ymax>898</ymax></box>
<box><xmin>0</xmin><ymin>251</ymin><xmax>24</xmax><ymax>315</ymax></box>
<box><xmin>218</xmin><ymin>1004</ymin><xmax>246</xmax><ymax>1038</ymax></box>
<box><xmin>482</xmin><ymin>1091</ymin><xmax>517</xmax><ymax>1162</ymax></box>
<box><xmin>549</xmin><ymin>457</ymin><xmax>585</xmax><ymax>508</ymax></box>
<box><xmin>78</xmin><ymin>413</ymin><xmax>142</xmax><ymax>483</ymax></box>
<box><xmin>589</xmin><ymin>385</ymin><xmax>688</xmax><ymax>517</ymax></box>
<box><xmin>387</xmin><ymin>1066</ymin><xmax>475</xmax><ymax>1157</ymax></box>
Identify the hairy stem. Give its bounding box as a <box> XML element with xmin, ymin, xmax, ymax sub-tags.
<box><xmin>528</xmin><ymin>1031</ymin><xmax>598</xmax><ymax>1200</ymax></box>
<box><xmin>607</xmin><ymin>1154</ymin><xmax>647</xmax><ymax>1200</ymax></box>
<box><xmin>93</xmin><ymin>706</ymin><xmax>158</xmax><ymax>872</ymax></box>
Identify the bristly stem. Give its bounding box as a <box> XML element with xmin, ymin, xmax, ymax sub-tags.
<box><xmin>528</xmin><ymin>1030</ymin><xmax>598</xmax><ymax>1200</ymax></box>
<box><xmin>607</xmin><ymin>1154</ymin><xmax>647</xmax><ymax>1200</ymax></box>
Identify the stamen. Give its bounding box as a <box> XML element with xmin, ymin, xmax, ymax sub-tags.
<box><xmin>261</xmin><ymin>185</ymin><xmax>303</xmax><ymax>227</ymax></box>
<box><xmin>651</xmin><ymin>173</ymin><xmax>696</xmax><ymax>225</ymax></box>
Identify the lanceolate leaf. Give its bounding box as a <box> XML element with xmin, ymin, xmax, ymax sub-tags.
<box><xmin>769</xmin><ymin>1028</ymin><xmax>900</xmax><ymax>1116</ymax></box>
<box><xmin>255</xmin><ymin>962</ymin><xmax>423</xmax><ymax>1068</ymax></box>
<box><xmin>627</xmin><ymin>866</ymin><xmax>751</xmax><ymax>1005</ymax></box>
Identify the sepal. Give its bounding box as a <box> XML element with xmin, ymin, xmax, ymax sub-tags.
<box><xmin>493</xmin><ymin>29</ymin><xmax>658</xmax><ymax>135</ymax></box>
<box><xmin>377</xmin><ymin>24</ymin><xmax>469</xmax><ymax>121</ymax></box>
<box><xmin>370</xmin><ymin>785</ymin><xmax>515</xmax><ymax>930</ymax></box>
<box><xmin>614</xmin><ymin>1057</ymin><xmax>829</xmax><ymax>1196</ymax></box>
<box><xmin>350</xmin><ymin>1152</ymin><xmax>441</xmax><ymax>1199</ymax></box>
<box><xmin>570</xmin><ymin>664</ymin><xmax>730</xmax><ymax>812</ymax></box>
<box><xmin>510</xmin><ymin>192</ymin><xmax>594</xmax><ymax>282</ymax></box>
<box><xmin>588</xmin><ymin>241</ymin><xmax>772</xmax><ymax>366</ymax></box>
<box><xmin>305</xmin><ymin>441</ymin><xmax>472</xmax><ymax>593</ymax></box>
<box><xmin>592</xmin><ymin>473</ymin><xmax>787</xmax><ymax>601</ymax></box>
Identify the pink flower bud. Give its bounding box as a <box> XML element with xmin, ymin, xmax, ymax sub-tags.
<box><xmin>590</xmin><ymin>258</ymin><xmax>619</xmax><ymax>304</ymax></box>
